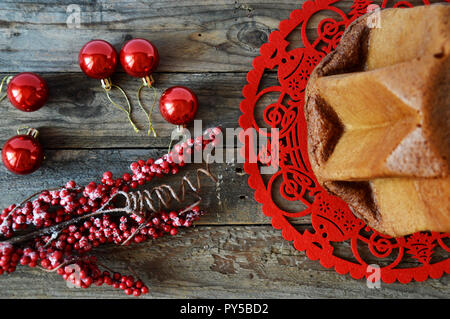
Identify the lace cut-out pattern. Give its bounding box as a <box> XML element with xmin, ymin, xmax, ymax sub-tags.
<box><xmin>239</xmin><ymin>0</ymin><xmax>450</xmax><ymax>283</ymax></box>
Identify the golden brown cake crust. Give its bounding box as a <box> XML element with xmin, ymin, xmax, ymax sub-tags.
<box><xmin>305</xmin><ymin>12</ymin><xmax>370</xmax><ymax>177</ymax></box>
<box><xmin>305</xmin><ymin>13</ymin><xmax>381</xmax><ymax>230</ymax></box>
<box><xmin>305</xmin><ymin>4</ymin><xmax>450</xmax><ymax>236</ymax></box>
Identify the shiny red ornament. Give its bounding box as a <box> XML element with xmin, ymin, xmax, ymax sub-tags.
<box><xmin>120</xmin><ymin>38</ymin><xmax>159</xmax><ymax>78</ymax></box>
<box><xmin>6</xmin><ymin>73</ymin><xmax>49</xmax><ymax>112</ymax></box>
<box><xmin>2</xmin><ymin>129</ymin><xmax>44</xmax><ymax>175</ymax></box>
<box><xmin>159</xmin><ymin>86</ymin><xmax>198</xmax><ymax>126</ymax></box>
<box><xmin>79</xmin><ymin>40</ymin><xmax>118</xmax><ymax>79</ymax></box>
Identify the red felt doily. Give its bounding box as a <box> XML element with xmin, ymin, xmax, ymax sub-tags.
<box><xmin>239</xmin><ymin>0</ymin><xmax>450</xmax><ymax>284</ymax></box>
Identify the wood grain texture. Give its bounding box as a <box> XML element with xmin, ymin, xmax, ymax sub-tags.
<box><xmin>0</xmin><ymin>0</ymin><xmax>430</xmax><ymax>73</ymax></box>
<box><xmin>0</xmin><ymin>148</ymin><xmax>286</xmax><ymax>225</ymax></box>
<box><xmin>0</xmin><ymin>0</ymin><xmax>342</xmax><ymax>73</ymax></box>
<box><xmin>0</xmin><ymin>0</ymin><xmax>448</xmax><ymax>298</ymax></box>
<box><xmin>0</xmin><ymin>72</ymin><xmax>268</xmax><ymax>148</ymax></box>
<box><xmin>0</xmin><ymin>226</ymin><xmax>448</xmax><ymax>298</ymax></box>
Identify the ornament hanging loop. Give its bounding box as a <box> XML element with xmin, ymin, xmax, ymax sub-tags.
<box><xmin>101</xmin><ymin>78</ymin><xmax>112</xmax><ymax>91</ymax></box>
<box><xmin>0</xmin><ymin>75</ymin><xmax>12</xmax><ymax>103</ymax></box>
<box><xmin>142</xmin><ymin>75</ymin><xmax>154</xmax><ymax>88</ymax></box>
<box><xmin>137</xmin><ymin>74</ymin><xmax>158</xmax><ymax>137</ymax></box>
<box><xmin>101</xmin><ymin>78</ymin><xmax>139</xmax><ymax>133</ymax></box>
<box><xmin>16</xmin><ymin>126</ymin><xmax>39</xmax><ymax>138</ymax></box>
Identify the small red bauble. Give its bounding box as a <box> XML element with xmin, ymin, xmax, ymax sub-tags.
<box><xmin>159</xmin><ymin>86</ymin><xmax>198</xmax><ymax>125</ymax></box>
<box><xmin>2</xmin><ymin>129</ymin><xmax>44</xmax><ymax>175</ymax></box>
<box><xmin>7</xmin><ymin>73</ymin><xmax>49</xmax><ymax>112</ymax></box>
<box><xmin>79</xmin><ymin>40</ymin><xmax>118</xmax><ymax>79</ymax></box>
<box><xmin>120</xmin><ymin>38</ymin><xmax>159</xmax><ymax>78</ymax></box>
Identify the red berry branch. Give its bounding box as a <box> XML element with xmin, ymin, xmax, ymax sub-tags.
<box><xmin>0</xmin><ymin>127</ymin><xmax>222</xmax><ymax>296</ymax></box>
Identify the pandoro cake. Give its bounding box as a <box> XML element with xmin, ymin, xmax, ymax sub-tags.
<box><xmin>305</xmin><ymin>4</ymin><xmax>450</xmax><ymax>237</ymax></box>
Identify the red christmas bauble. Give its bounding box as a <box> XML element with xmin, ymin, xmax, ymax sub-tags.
<box><xmin>159</xmin><ymin>86</ymin><xmax>198</xmax><ymax>125</ymax></box>
<box><xmin>120</xmin><ymin>38</ymin><xmax>159</xmax><ymax>78</ymax></box>
<box><xmin>79</xmin><ymin>40</ymin><xmax>118</xmax><ymax>79</ymax></box>
<box><xmin>7</xmin><ymin>73</ymin><xmax>49</xmax><ymax>112</ymax></box>
<box><xmin>2</xmin><ymin>130</ymin><xmax>44</xmax><ymax>175</ymax></box>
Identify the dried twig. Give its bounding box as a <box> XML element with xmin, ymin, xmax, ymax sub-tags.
<box><xmin>0</xmin><ymin>164</ymin><xmax>217</xmax><ymax>247</ymax></box>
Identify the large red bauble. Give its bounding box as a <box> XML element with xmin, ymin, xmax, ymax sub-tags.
<box><xmin>2</xmin><ymin>134</ymin><xmax>44</xmax><ymax>175</ymax></box>
<box><xmin>79</xmin><ymin>40</ymin><xmax>118</xmax><ymax>79</ymax></box>
<box><xmin>7</xmin><ymin>73</ymin><xmax>49</xmax><ymax>112</ymax></box>
<box><xmin>120</xmin><ymin>38</ymin><xmax>159</xmax><ymax>78</ymax></box>
<box><xmin>159</xmin><ymin>86</ymin><xmax>198</xmax><ymax>125</ymax></box>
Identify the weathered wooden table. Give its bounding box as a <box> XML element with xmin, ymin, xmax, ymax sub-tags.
<box><xmin>0</xmin><ymin>0</ymin><xmax>447</xmax><ymax>298</ymax></box>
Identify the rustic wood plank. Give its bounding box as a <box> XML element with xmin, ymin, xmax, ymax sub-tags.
<box><xmin>0</xmin><ymin>226</ymin><xmax>447</xmax><ymax>298</ymax></box>
<box><xmin>0</xmin><ymin>0</ymin><xmax>431</xmax><ymax>73</ymax></box>
<box><xmin>0</xmin><ymin>0</ymin><xmax>324</xmax><ymax>73</ymax></box>
<box><xmin>0</xmin><ymin>72</ymin><xmax>271</xmax><ymax>149</ymax></box>
<box><xmin>0</xmin><ymin>148</ymin><xmax>304</xmax><ymax>225</ymax></box>
<box><xmin>0</xmin><ymin>0</ymin><xmax>427</xmax><ymax>74</ymax></box>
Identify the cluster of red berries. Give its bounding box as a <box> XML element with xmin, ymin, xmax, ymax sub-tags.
<box><xmin>59</xmin><ymin>257</ymin><xmax>149</xmax><ymax>296</ymax></box>
<box><xmin>0</xmin><ymin>207</ymin><xmax>204</xmax><ymax>292</ymax></box>
<box><xmin>0</xmin><ymin>127</ymin><xmax>221</xmax><ymax>296</ymax></box>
